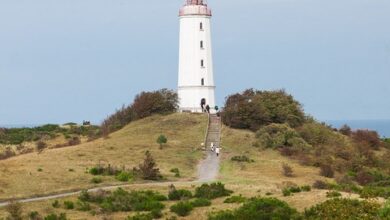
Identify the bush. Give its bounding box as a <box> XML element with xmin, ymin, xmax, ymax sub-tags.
<box><xmin>91</xmin><ymin>177</ymin><xmax>103</xmax><ymax>184</ymax></box>
<box><xmin>209</xmin><ymin>197</ymin><xmax>300</xmax><ymax>220</ymax></box>
<box><xmin>170</xmin><ymin>202</ymin><xmax>193</xmax><ymax>217</ymax></box>
<box><xmin>76</xmin><ymin>200</ymin><xmax>91</xmax><ymax>211</ymax></box>
<box><xmin>116</xmin><ymin>171</ymin><xmax>133</xmax><ymax>182</ymax></box>
<box><xmin>339</xmin><ymin>124</ymin><xmax>352</xmax><ymax>136</ymax></box>
<box><xmin>67</xmin><ymin>136</ymin><xmax>81</xmax><ymax>146</ymax></box>
<box><xmin>52</xmin><ymin>200</ymin><xmax>60</xmax><ymax>208</ymax></box>
<box><xmin>29</xmin><ymin>211</ymin><xmax>42</xmax><ymax>220</ymax></box>
<box><xmin>320</xmin><ymin>164</ymin><xmax>334</xmax><ymax>178</ymax></box>
<box><xmin>379</xmin><ymin>199</ymin><xmax>390</xmax><ymax>218</ymax></box>
<box><xmin>326</xmin><ymin>191</ymin><xmax>342</xmax><ymax>198</ymax></box>
<box><xmin>63</xmin><ymin>201</ymin><xmax>74</xmax><ymax>209</ymax></box>
<box><xmin>36</xmin><ymin>141</ymin><xmax>47</xmax><ymax>152</ymax></box>
<box><xmin>224</xmin><ymin>195</ymin><xmax>247</xmax><ymax>204</ymax></box>
<box><xmin>313</xmin><ymin>180</ymin><xmax>329</xmax><ymax>189</ymax></box>
<box><xmin>231</xmin><ymin>155</ymin><xmax>254</xmax><ymax>163</ymax></box>
<box><xmin>352</xmin><ymin>130</ymin><xmax>381</xmax><ymax>150</ymax></box>
<box><xmin>301</xmin><ymin>185</ymin><xmax>311</xmax><ymax>192</ymax></box>
<box><xmin>194</xmin><ymin>182</ymin><xmax>233</xmax><ymax>199</ymax></box>
<box><xmin>136</xmin><ymin>151</ymin><xmax>162</xmax><ymax>180</ymax></box>
<box><xmin>89</xmin><ymin>164</ymin><xmax>122</xmax><ymax>176</ymax></box>
<box><xmin>44</xmin><ymin>213</ymin><xmax>67</xmax><ymax>220</ymax></box>
<box><xmin>5</xmin><ymin>200</ymin><xmax>23</xmax><ymax>220</ymax></box>
<box><xmin>151</xmin><ymin>209</ymin><xmax>163</xmax><ymax>218</ymax></box>
<box><xmin>304</xmin><ymin>198</ymin><xmax>380</xmax><ymax>220</ymax></box>
<box><xmin>0</xmin><ymin>147</ymin><xmax>16</xmax><ymax>160</ymax></box>
<box><xmin>168</xmin><ymin>188</ymin><xmax>193</xmax><ymax>201</ymax></box>
<box><xmin>191</xmin><ymin>198</ymin><xmax>212</xmax><ymax>207</ymax></box>
<box><xmin>355</xmin><ymin>171</ymin><xmax>374</xmax><ymax>186</ymax></box>
<box><xmin>222</xmin><ymin>89</ymin><xmax>305</xmax><ymax>131</ymax></box>
<box><xmin>126</xmin><ymin>213</ymin><xmax>153</xmax><ymax>220</ymax></box>
<box><xmin>170</xmin><ymin>168</ymin><xmax>180</xmax><ymax>177</ymax></box>
<box><xmin>282</xmin><ymin>163</ymin><xmax>294</xmax><ymax>177</ymax></box>
<box><xmin>157</xmin><ymin>134</ymin><xmax>168</xmax><ymax>149</ymax></box>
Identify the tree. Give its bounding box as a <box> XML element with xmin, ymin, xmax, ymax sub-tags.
<box><xmin>156</xmin><ymin>135</ymin><xmax>168</xmax><ymax>149</ymax></box>
<box><xmin>138</xmin><ymin>151</ymin><xmax>162</xmax><ymax>180</ymax></box>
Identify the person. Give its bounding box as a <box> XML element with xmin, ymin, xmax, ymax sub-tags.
<box><xmin>210</xmin><ymin>142</ymin><xmax>215</xmax><ymax>152</ymax></box>
<box><xmin>215</xmin><ymin>146</ymin><xmax>220</xmax><ymax>157</ymax></box>
<box><xmin>205</xmin><ymin>105</ymin><xmax>210</xmax><ymax>113</ymax></box>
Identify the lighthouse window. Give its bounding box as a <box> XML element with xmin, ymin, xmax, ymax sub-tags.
<box><xmin>200</xmin><ymin>41</ymin><xmax>204</xmax><ymax>49</ymax></box>
<box><xmin>201</xmin><ymin>78</ymin><xmax>205</xmax><ymax>86</ymax></box>
<box><xmin>200</xmin><ymin>22</ymin><xmax>203</xmax><ymax>30</ymax></box>
<box><xmin>201</xmin><ymin>59</ymin><xmax>204</xmax><ymax>67</ymax></box>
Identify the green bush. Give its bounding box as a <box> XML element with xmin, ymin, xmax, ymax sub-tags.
<box><xmin>52</xmin><ymin>200</ymin><xmax>60</xmax><ymax>208</ymax></box>
<box><xmin>116</xmin><ymin>171</ymin><xmax>133</xmax><ymax>182</ymax></box>
<box><xmin>301</xmin><ymin>185</ymin><xmax>311</xmax><ymax>192</ymax></box>
<box><xmin>157</xmin><ymin>134</ymin><xmax>168</xmax><ymax>149</ymax></box>
<box><xmin>360</xmin><ymin>186</ymin><xmax>390</xmax><ymax>199</ymax></box>
<box><xmin>44</xmin><ymin>213</ymin><xmax>67</xmax><ymax>220</ymax></box>
<box><xmin>224</xmin><ymin>195</ymin><xmax>247</xmax><ymax>204</ymax></box>
<box><xmin>194</xmin><ymin>182</ymin><xmax>233</xmax><ymax>199</ymax></box>
<box><xmin>379</xmin><ymin>199</ymin><xmax>390</xmax><ymax>218</ymax></box>
<box><xmin>126</xmin><ymin>213</ymin><xmax>153</xmax><ymax>220</ymax></box>
<box><xmin>63</xmin><ymin>201</ymin><xmax>74</xmax><ymax>209</ymax></box>
<box><xmin>190</xmin><ymin>198</ymin><xmax>212</xmax><ymax>207</ymax></box>
<box><xmin>76</xmin><ymin>200</ymin><xmax>91</xmax><ymax>211</ymax></box>
<box><xmin>170</xmin><ymin>168</ymin><xmax>181</xmax><ymax>177</ymax></box>
<box><xmin>209</xmin><ymin>197</ymin><xmax>300</xmax><ymax>220</ymax></box>
<box><xmin>151</xmin><ymin>209</ymin><xmax>163</xmax><ymax>218</ymax></box>
<box><xmin>304</xmin><ymin>198</ymin><xmax>380</xmax><ymax>220</ymax></box>
<box><xmin>231</xmin><ymin>155</ymin><xmax>254</xmax><ymax>163</ymax></box>
<box><xmin>91</xmin><ymin>177</ymin><xmax>103</xmax><ymax>184</ymax></box>
<box><xmin>326</xmin><ymin>191</ymin><xmax>342</xmax><ymax>198</ymax></box>
<box><xmin>168</xmin><ymin>189</ymin><xmax>193</xmax><ymax>201</ymax></box>
<box><xmin>222</xmin><ymin>89</ymin><xmax>305</xmax><ymax>131</ymax></box>
<box><xmin>170</xmin><ymin>202</ymin><xmax>193</xmax><ymax>217</ymax></box>
<box><xmin>29</xmin><ymin>211</ymin><xmax>42</xmax><ymax>220</ymax></box>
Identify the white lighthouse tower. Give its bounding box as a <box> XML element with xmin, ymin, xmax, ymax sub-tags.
<box><xmin>178</xmin><ymin>0</ymin><xmax>216</xmax><ymax>113</ymax></box>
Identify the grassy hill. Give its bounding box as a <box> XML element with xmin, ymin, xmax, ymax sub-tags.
<box><xmin>0</xmin><ymin>113</ymin><xmax>207</xmax><ymax>200</ymax></box>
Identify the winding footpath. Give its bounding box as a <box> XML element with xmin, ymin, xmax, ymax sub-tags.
<box><xmin>0</xmin><ymin>114</ymin><xmax>222</xmax><ymax>208</ymax></box>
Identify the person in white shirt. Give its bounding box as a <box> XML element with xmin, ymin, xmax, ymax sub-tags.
<box><xmin>215</xmin><ymin>146</ymin><xmax>220</xmax><ymax>157</ymax></box>
<box><xmin>210</xmin><ymin>142</ymin><xmax>215</xmax><ymax>152</ymax></box>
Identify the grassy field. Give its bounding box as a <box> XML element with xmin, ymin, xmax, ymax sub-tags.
<box><xmin>0</xmin><ymin>113</ymin><xmax>207</xmax><ymax>200</ymax></box>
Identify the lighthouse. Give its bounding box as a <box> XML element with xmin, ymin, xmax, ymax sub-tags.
<box><xmin>178</xmin><ymin>0</ymin><xmax>216</xmax><ymax>113</ymax></box>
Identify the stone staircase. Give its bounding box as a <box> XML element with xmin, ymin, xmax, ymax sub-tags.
<box><xmin>205</xmin><ymin>114</ymin><xmax>221</xmax><ymax>149</ymax></box>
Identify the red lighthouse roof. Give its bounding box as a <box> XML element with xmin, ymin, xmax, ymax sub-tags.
<box><xmin>180</xmin><ymin>0</ymin><xmax>212</xmax><ymax>16</ymax></box>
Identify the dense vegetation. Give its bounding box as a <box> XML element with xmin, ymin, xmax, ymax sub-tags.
<box><xmin>222</xmin><ymin>89</ymin><xmax>305</xmax><ymax>131</ymax></box>
<box><xmin>222</xmin><ymin>89</ymin><xmax>390</xmax><ymax>196</ymax></box>
<box><xmin>101</xmin><ymin>89</ymin><xmax>178</xmax><ymax>136</ymax></box>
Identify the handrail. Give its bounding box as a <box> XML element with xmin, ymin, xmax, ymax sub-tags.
<box><xmin>202</xmin><ymin>113</ymin><xmax>210</xmax><ymax>150</ymax></box>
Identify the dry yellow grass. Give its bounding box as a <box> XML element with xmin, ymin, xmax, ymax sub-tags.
<box><xmin>0</xmin><ymin>113</ymin><xmax>207</xmax><ymax>200</ymax></box>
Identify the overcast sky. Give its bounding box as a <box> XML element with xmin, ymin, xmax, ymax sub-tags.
<box><xmin>0</xmin><ymin>0</ymin><xmax>389</xmax><ymax>125</ymax></box>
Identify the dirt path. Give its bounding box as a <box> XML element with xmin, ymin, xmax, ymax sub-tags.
<box><xmin>197</xmin><ymin>150</ymin><xmax>220</xmax><ymax>182</ymax></box>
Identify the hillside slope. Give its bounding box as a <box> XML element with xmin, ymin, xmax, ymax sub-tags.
<box><xmin>0</xmin><ymin>113</ymin><xmax>207</xmax><ymax>200</ymax></box>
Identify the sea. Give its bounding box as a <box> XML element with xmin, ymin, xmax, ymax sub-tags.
<box><xmin>326</xmin><ymin>120</ymin><xmax>390</xmax><ymax>138</ymax></box>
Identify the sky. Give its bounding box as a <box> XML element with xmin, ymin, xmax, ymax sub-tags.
<box><xmin>0</xmin><ymin>0</ymin><xmax>389</xmax><ymax>125</ymax></box>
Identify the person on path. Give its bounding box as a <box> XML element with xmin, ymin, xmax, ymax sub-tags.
<box><xmin>215</xmin><ymin>146</ymin><xmax>220</xmax><ymax>157</ymax></box>
<box><xmin>205</xmin><ymin>105</ymin><xmax>210</xmax><ymax>113</ymax></box>
<box><xmin>210</xmin><ymin>142</ymin><xmax>215</xmax><ymax>152</ymax></box>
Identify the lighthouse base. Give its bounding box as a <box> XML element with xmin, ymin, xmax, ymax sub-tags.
<box><xmin>178</xmin><ymin>86</ymin><xmax>216</xmax><ymax>113</ymax></box>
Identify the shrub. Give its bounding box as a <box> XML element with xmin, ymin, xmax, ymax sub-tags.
<box><xmin>191</xmin><ymin>198</ymin><xmax>212</xmax><ymax>207</ymax></box>
<box><xmin>76</xmin><ymin>200</ymin><xmax>91</xmax><ymax>211</ymax></box>
<box><xmin>44</xmin><ymin>213</ymin><xmax>67</xmax><ymax>220</ymax></box>
<box><xmin>379</xmin><ymin>199</ymin><xmax>390</xmax><ymax>218</ymax></box>
<box><xmin>5</xmin><ymin>200</ymin><xmax>23</xmax><ymax>220</ymax></box>
<box><xmin>170</xmin><ymin>202</ymin><xmax>193</xmax><ymax>217</ymax></box>
<box><xmin>222</xmin><ymin>89</ymin><xmax>305</xmax><ymax>131</ymax></box>
<box><xmin>339</xmin><ymin>124</ymin><xmax>352</xmax><ymax>136</ymax></box>
<box><xmin>326</xmin><ymin>191</ymin><xmax>342</xmax><ymax>198</ymax></box>
<box><xmin>151</xmin><ymin>209</ymin><xmax>163</xmax><ymax>218</ymax></box>
<box><xmin>224</xmin><ymin>195</ymin><xmax>247</xmax><ymax>204</ymax></box>
<box><xmin>126</xmin><ymin>213</ymin><xmax>153</xmax><ymax>220</ymax></box>
<box><xmin>282</xmin><ymin>188</ymin><xmax>292</xmax><ymax>197</ymax></box>
<box><xmin>137</xmin><ymin>151</ymin><xmax>162</xmax><ymax>180</ymax></box>
<box><xmin>304</xmin><ymin>198</ymin><xmax>380</xmax><ymax>220</ymax></box>
<box><xmin>67</xmin><ymin>136</ymin><xmax>81</xmax><ymax>146</ymax></box>
<box><xmin>52</xmin><ymin>200</ymin><xmax>60</xmax><ymax>208</ymax></box>
<box><xmin>320</xmin><ymin>164</ymin><xmax>334</xmax><ymax>178</ymax></box>
<box><xmin>194</xmin><ymin>182</ymin><xmax>233</xmax><ymax>199</ymax></box>
<box><xmin>282</xmin><ymin>163</ymin><xmax>294</xmax><ymax>177</ymax></box>
<box><xmin>313</xmin><ymin>180</ymin><xmax>329</xmax><ymax>189</ymax></box>
<box><xmin>168</xmin><ymin>188</ymin><xmax>193</xmax><ymax>201</ymax></box>
<box><xmin>63</xmin><ymin>201</ymin><xmax>74</xmax><ymax>209</ymax></box>
<box><xmin>78</xmin><ymin>189</ymin><xmax>109</xmax><ymax>203</ymax></box>
<box><xmin>355</xmin><ymin>171</ymin><xmax>374</xmax><ymax>186</ymax></box>
<box><xmin>116</xmin><ymin>171</ymin><xmax>133</xmax><ymax>182</ymax></box>
<box><xmin>0</xmin><ymin>147</ymin><xmax>16</xmax><ymax>160</ymax></box>
<box><xmin>29</xmin><ymin>211</ymin><xmax>42</xmax><ymax>220</ymax></box>
<box><xmin>360</xmin><ymin>186</ymin><xmax>390</xmax><ymax>199</ymax></box>
<box><xmin>352</xmin><ymin>130</ymin><xmax>381</xmax><ymax>150</ymax></box>
<box><xmin>301</xmin><ymin>185</ymin><xmax>311</xmax><ymax>192</ymax></box>
<box><xmin>91</xmin><ymin>177</ymin><xmax>103</xmax><ymax>184</ymax></box>
<box><xmin>231</xmin><ymin>155</ymin><xmax>254</xmax><ymax>163</ymax></box>
<box><xmin>170</xmin><ymin>168</ymin><xmax>180</xmax><ymax>177</ymax></box>
<box><xmin>36</xmin><ymin>141</ymin><xmax>47</xmax><ymax>152</ymax></box>
<box><xmin>209</xmin><ymin>197</ymin><xmax>300</xmax><ymax>220</ymax></box>
<box><xmin>157</xmin><ymin>134</ymin><xmax>168</xmax><ymax>149</ymax></box>
<box><xmin>89</xmin><ymin>164</ymin><xmax>122</xmax><ymax>176</ymax></box>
